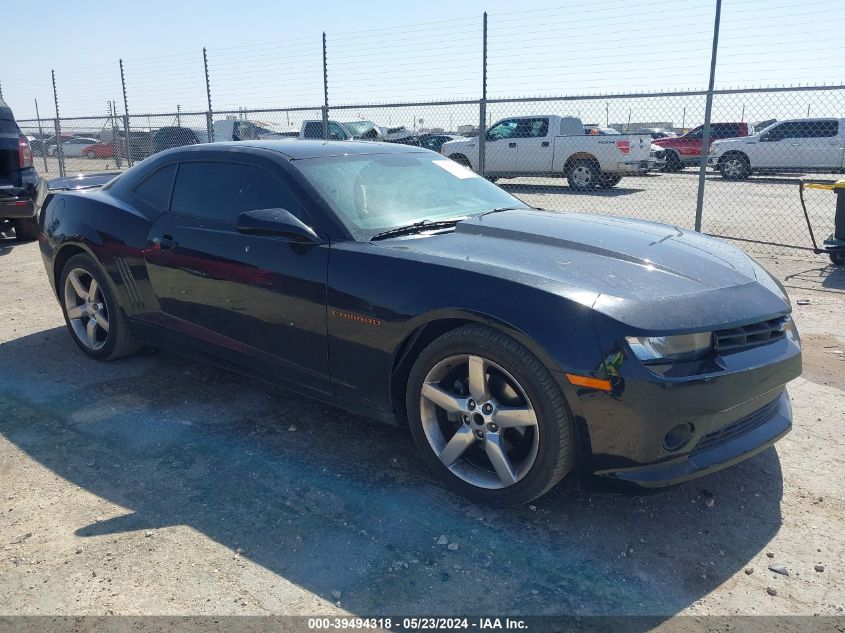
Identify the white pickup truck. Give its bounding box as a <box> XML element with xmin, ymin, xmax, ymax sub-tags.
<box><xmin>709</xmin><ymin>118</ymin><xmax>845</xmax><ymax>180</ymax></box>
<box><xmin>440</xmin><ymin>115</ymin><xmax>655</xmax><ymax>190</ymax></box>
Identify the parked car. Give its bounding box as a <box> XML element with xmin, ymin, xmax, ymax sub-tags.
<box><xmin>0</xmin><ymin>97</ymin><xmax>39</xmax><ymax>240</ymax></box>
<box><xmin>634</xmin><ymin>127</ymin><xmax>677</xmax><ymax>140</ymax></box>
<box><xmin>38</xmin><ymin>140</ymin><xmax>801</xmax><ymax>506</ymax></box>
<box><xmin>152</xmin><ymin>127</ymin><xmax>209</xmax><ymax>154</ymax></box>
<box><xmin>299</xmin><ymin>120</ymin><xmax>413</xmax><ymax>142</ymax></box>
<box><xmin>709</xmin><ymin>118</ymin><xmax>845</xmax><ymax>179</ymax></box>
<box><xmin>391</xmin><ymin>133</ymin><xmax>466</xmax><ymax>153</ymax></box>
<box><xmin>213</xmin><ymin>119</ymin><xmax>262</xmax><ymax>142</ymax></box>
<box><xmin>125</xmin><ymin>131</ymin><xmax>154</xmax><ymax>161</ymax></box>
<box><xmin>652</xmin><ymin>122</ymin><xmax>752</xmax><ymax>171</ymax></box>
<box><xmin>82</xmin><ymin>141</ymin><xmax>123</xmax><ymax>159</ymax></box>
<box><xmin>27</xmin><ymin>132</ymin><xmax>55</xmax><ymax>155</ymax></box>
<box><xmin>47</xmin><ymin>136</ymin><xmax>100</xmax><ymax>158</ymax></box>
<box><xmin>440</xmin><ymin>115</ymin><xmax>655</xmax><ymax>190</ymax></box>
<box><xmin>300</xmin><ymin>119</ymin><xmax>354</xmax><ymax>140</ymax></box>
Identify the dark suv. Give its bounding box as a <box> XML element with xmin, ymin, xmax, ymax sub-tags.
<box><xmin>0</xmin><ymin>98</ymin><xmax>39</xmax><ymax>240</ymax></box>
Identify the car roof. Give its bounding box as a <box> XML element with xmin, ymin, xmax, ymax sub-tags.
<box><xmin>209</xmin><ymin>139</ymin><xmax>432</xmax><ymax>160</ymax></box>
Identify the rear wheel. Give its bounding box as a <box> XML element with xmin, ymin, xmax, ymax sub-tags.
<box><xmin>719</xmin><ymin>154</ymin><xmax>751</xmax><ymax>180</ymax></box>
<box><xmin>13</xmin><ymin>216</ymin><xmax>39</xmax><ymax>241</ymax></box>
<box><xmin>566</xmin><ymin>160</ymin><xmax>600</xmax><ymax>191</ymax></box>
<box><xmin>59</xmin><ymin>253</ymin><xmax>142</xmax><ymax>361</ymax></box>
<box><xmin>406</xmin><ymin>325</ymin><xmax>574</xmax><ymax>506</ymax></box>
<box><xmin>86</xmin><ymin>150</ymin><xmax>96</xmax><ymax>159</ymax></box>
<box><xmin>597</xmin><ymin>173</ymin><xmax>623</xmax><ymax>188</ymax></box>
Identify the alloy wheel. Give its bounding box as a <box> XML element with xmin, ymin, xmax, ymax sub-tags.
<box><xmin>419</xmin><ymin>354</ymin><xmax>539</xmax><ymax>489</ymax></box>
<box><xmin>64</xmin><ymin>268</ymin><xmax>110</xmax><ymax>350</ymax></box>
<box><xmin>570</xmin><ymin>165</ymin><xmax>595</xmax><ymax>188</ymax></box>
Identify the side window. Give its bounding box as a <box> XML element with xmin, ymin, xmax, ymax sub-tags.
<box><xmin>765</xmin><ymin>122</ymin><xmax>799</xmax><ymax>141</ymax></box>
<box><xmin>686</xmin><ymin>127</ymin><xmax>704</xmax><ymax>139</ymax></box>
<box><xmin>303</xmin><ymin>122</ymin><xmax>322</xmax><ymax>138</ymax></box>
<box><xmin>132</xmin><ymin>164</ymin><xmax>177</xmax><ymax>210</ymax></box>
<box><xmin>328</xmin><ymin>122</ymin><xmax>348</xmax><ymax>140</ymax></box>
<box><xmin>527</xmin><ymin>118</ymin><xmax>549</xmax><ymax>138</ymax></box>
<box><xmin>170</xmin><ymin>162</ymin><xmax>300</xmax><ymax>223</ymax></box>
<box><xmin>712</xmin><ymin>124</ymin><xmax>741</xmax><ymax>138</ymax></box>
<box><xmin>487</xmin><ymin>119</ymin><xmax>518</xmax><ymax>140</ymax></box>
<box><xmin>803</xmin><ymin>120</ymin><xmax>839</xmax><ymax>138</ymax></box>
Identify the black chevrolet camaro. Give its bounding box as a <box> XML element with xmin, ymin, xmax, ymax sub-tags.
<box><xmin>38</xmin><ymin>140</ymin><xmax>801</xmax><ymax>505</ymax></box>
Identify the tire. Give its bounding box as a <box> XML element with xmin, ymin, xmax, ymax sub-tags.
<box><xmin>59</xmin><ymin>253</ymin><xmax>142</xmax><ymax>361</ymax></box>
<box><xmin>86</xmin><ymin>150</ymin><xmax>96</xmax><ymax>159</ymax></box>
<box><xmin>405</xmin><ymin>324</ymin><xmax>574</xmax><ymax>506</ymax></box>
<box><xmin>566</xmin><ymin>159</ymin><xmax>600</xmax><ymax>191</ymax></box>
<box><xmin>719</xmin><ymin>154</ymin><xmax>751</xmax><ymax>180</ymax></box>
<box><xmin>597</xmin><ymin>173</ymin><xmax>623</xmax><ymax>188</ymax></box>
<box><xmin>830</xmin><ymin>251</ymin><xmax>845</xmax><ymax>266</ymax></box>
<box><xmin>47</xmin><ymin>147</ymin><xmax>56</xmax><ymax>157</ymax></box>
<box><xmin>663</xmin><ymin>151</ymin><xmax>683</xmax><ymax>172</ymax></box>
<box><xmin>13</xmin><ymin>216</ymin><xmax>39</xmax><ymax>241</ymax></box>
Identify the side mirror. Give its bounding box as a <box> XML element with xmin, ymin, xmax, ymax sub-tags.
<box><xmin>760</xmin><ymin>132</ymin><xmax>773</xmax><ymax>142</ymax></box>
<box><xmin>235</xmin><ymin>208</ymin><xmax>320</xmax><ymax>242</ymax></box>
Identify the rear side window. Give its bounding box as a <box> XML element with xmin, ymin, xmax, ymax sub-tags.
<box><xmin>0</xmin><ymin>120</ymin><xmax>18</xmax><ymax>133</ymax></box>
<box><xmin>303</xmin><ymin>122</ymin><xmax>322</xmax><ymax>138</ymax></box>
<box><xmin>170</xmin><ymin>162</ymin><xmax>300</xmax><ymax>223</ymax></box>
<box><xmin>804</xmin><ymin>120</ymin><xmax>839</xmax><ymax>138</ymax></box>
<box><xmin>133</xmin><ymin>164</ymin><xmax>177</xmax><ymax>210</ymax></box>
<box><xmin>711</xmin><ymin>123</ymin><xmax>742</xmax><ymax>138</ymax></box>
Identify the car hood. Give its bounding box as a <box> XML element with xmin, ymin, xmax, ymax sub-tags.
<box><xmin>381</xmin><ymin>210</ymin><xmax>790</xmax><ymax>331</ymax></box>
<box><xmin>651</xmin><ymin>137</ymin><xmax>686</xmax><ymax>147</ymax></box>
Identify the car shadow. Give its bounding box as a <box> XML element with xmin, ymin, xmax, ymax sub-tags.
<box><xmin>782</xmin><ymin>262</ymin><xmax>845</xmax><ymax>293</ymax></box>
<box><xmin>0</xmin><ymin>232</ymin><xmax>27</xmax><ymax>256</ymax></box>
<box><xmin>0</xmin><ymin>327</ymin><xmax>784</xmax><ymax>618</ymax></box>
<box><xmin>499</xmin><ymin>183</ymin><xmax>645</xmax><ymax>197</ymax></box>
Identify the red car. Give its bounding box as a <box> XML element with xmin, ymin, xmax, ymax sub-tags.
<box><xmin>82</xmin><ymin>141</ymin><xmax>124</xmax><ymax>159</ymax></box>
<box><xmin>652</xmin><ymin>122</ymin><xmax>752</xmax><ymax>171</ymax></box>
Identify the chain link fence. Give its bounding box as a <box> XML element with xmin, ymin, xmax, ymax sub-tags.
<box><xmin>4</xmin><ymin>1</ymin><xmax>844</xmax><ymax>257</ymax></box>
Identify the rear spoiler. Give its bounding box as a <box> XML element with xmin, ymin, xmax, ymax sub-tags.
<box><xmin>46</xmin><ymin>172</ymin><xmax>122</xmax><ymax>191</ymax></box>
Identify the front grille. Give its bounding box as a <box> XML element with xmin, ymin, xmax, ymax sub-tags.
<box><xmin>713</xmin><ymin>317</ymin><xmax>787</xmax><ymax>353</ymax></box>
<box><xmin>692</xmin><ymin>398</ymin><xmax>780</xmax><ymax>454</ymax></box>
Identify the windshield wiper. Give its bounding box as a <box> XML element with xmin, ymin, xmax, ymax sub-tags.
<box><xmin>370</xmin><ymin>219</ymin><xmax>463</xmax><ymax>241</ymax></box>
<box><xmin>476</xmin><ymin>206</ymin><xmax>537</xmax><ymax>218</ymax></box>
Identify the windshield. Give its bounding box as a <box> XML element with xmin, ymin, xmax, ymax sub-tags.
<box><xmin>294</xmin><ymin>153</ymin><xmax>528</xmax><ymax>240</ymax></box>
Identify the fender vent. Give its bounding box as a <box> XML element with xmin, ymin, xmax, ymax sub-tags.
<box><xmin>114</xmin><ymin>257</ymin><xmax>144</xmax><ymax>309</ymax></box>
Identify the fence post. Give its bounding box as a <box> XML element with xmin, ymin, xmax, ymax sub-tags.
<box><xmin>203</xmin><ymin>47</ymin><xmax>214</xmax><ymax>142</ymax></box>
<box><xmin>110</xmin><ymin>100</ymin><xmax>123</xmax><ymax>169</ymax></box>
<box><xmin>51</xmin><ymin>70</ymin><xmax>65</xmax><ymax>177</ymax></box>
<box><xmin>478</xmin><ymin>12</ymin><xmax>488</xmax><ymax>177</ymax></box>
<box><xmin>322</xmin><ymin>31</ymin><xmax>329</xmax><ymax>140</ymax></box>
<box><xmin>34</xmin><ymin>98</ymin><xmax>49</xmax><ymax>173</ymax></box>
<box><xmin>694</xmin><ymin>0</ymin><xmax>722</xmax><ymax>233</ymax></box>
<box><xmin>119</xmin><ymin>59</ymin><xmax>133</xmax><ymax>167</ymax></box>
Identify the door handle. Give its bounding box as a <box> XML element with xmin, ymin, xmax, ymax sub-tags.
<box><xmin>152</xmin><ymin>235</ymin><xmax>177</xmax><ymax>252</ymax></box>
<box><xmin>541</xmin><ymin>141</ymin><xmax>550</xmax><ymax>147</ymax></box>
<box><xmin>508</xmin><ymin>142</ymin><xmax>517</xmax><ymax>148</ymax></box>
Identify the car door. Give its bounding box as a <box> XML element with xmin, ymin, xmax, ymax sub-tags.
<box><xmin>755</xmin><ymin>122</ymin><xmax>803</xmax><ymax>170</ymax></box>
<box><xmin>483</xmin><ymin>118</ymin><xmax>519</xmax><ymax>175</ymax></box>
<box><xmin>515</xmin><ymin>117</ymin><xmax>552</xmax><ymax>173</ymax></box>
<box><xmin>796</xmin><ymin>120</ymin><xmax>842</xmax><ymax>170</ymax></box>
<box><xmin>143</xmin><ymin>158</ymin><xmax>331</xmax><ymax>393</ymax></box>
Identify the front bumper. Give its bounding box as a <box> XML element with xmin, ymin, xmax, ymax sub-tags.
<box><xmin>596</xmin><ymin>390</ymin><xmax>791</xmax><ymax>486</ymax></box>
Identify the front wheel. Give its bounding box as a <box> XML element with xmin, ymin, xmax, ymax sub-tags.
<box><xmin>406</xmin><ymin>325</ymin><xmax>574</xmax><ymax>506</ymax></box>
<box><xmin>719</xmin><ymin>154</ymin><xmax>751</xmax><ymax>180</ymax></box>
<box><xmin>59</xmin><ymin>253</ymin><xmax>142</xmax><ymax>361</ymax></box>
<box><xmin>597</xmin><ymin>173</ymin><xmax>623</xmax><ymax>188</ymax></box>
<box><xmin>566</xmin><ymin>160</ymin><xmax>600</xmax><ymax>191</ymax></box>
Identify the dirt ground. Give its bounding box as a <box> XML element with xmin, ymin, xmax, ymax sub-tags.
<box><xmin>0</xmin><ymin>234</ymin><xmax>843</xmax><ymax>618</ymax></box>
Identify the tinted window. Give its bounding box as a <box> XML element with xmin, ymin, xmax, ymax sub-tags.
<box><xmin>171</xmin><ymin>162</ymin><xmax>299</xmax><ymax>223</ymax></box>
<box><xmin>133</xmin><ymin>164</ymin><xmax>177</xmax><ymax>210</ymax></box>
<box><xmin>711</xmin><ymin>123</ymin><xmax>742</xmax><ymax>138</ymax></box>
<box><xmin>804</xmin><ymin>120</ymin><xmax>839</xmax><ymax>138</ymax></box>
<box><xmin>765</xmin><ymin>122</ymin><xmax>802</xmax><ymax>141</ymax></box>
<box><xmin>514</xmin><ymin>118</ymin><xmax>549</xmax><ymax>138</ymax></box>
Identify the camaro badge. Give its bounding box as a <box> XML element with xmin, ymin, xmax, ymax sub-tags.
<box><xmin>332</xmin><ymin>310</ymin><xmax>382</xmax><ymax>327</ymax></box>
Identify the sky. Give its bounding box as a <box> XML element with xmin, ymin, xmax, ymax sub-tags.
<box><xmin>3</xmin><ymin>0</ymin><xmax>844</xmax><ymax>132</ymax></box>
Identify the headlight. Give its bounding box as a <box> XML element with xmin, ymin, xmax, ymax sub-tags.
<box><xmin>626</xmin><ymin>332</ymin><xmax>713</xmax><ymax>363</ymax></box>
<box><xmin>708</xmin><ymin>142</ymin><xmax>720</xmax><ymax>155</ymax></box>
